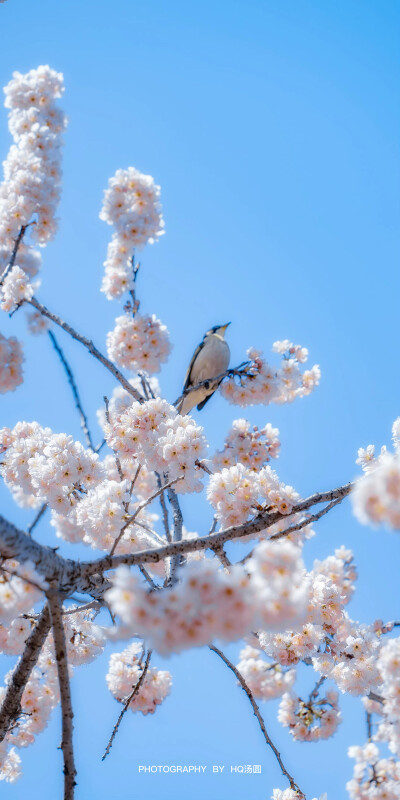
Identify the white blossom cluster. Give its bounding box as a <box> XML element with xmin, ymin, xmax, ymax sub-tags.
<box><xmin>236</xmin><ymin>645</ymin><xmax>296</xmax><ymax>700</ymax></box>
<box><xmin>260</xmin><ymin>549</ymin><xmax>381</xmax><ymax>696</ymax></box>
<box><xmin>0</xmin><ymin>330</ymin><xmax>24</xmax><ymax>393</ymax></box>
<box><xmin>105</xmin><ymin>396</ymin><xmax>208</xmax><ymax>493</ymax></box>
<box><xmin>0</xmin><ymin>421</ymin><xmax>104</xmax><ymax>513</ymax></box>
<box><xmin>278</xmin><ymin>689</ymin><xmax>341</xmax><ymax>741</ymax></box>
<box><xmin>0</xmin><ymin>265</ymin><xmax>36</xmax><ymax>313</ymax></box>
<box><xmin>106</xmin><ymin>643</ymin><xmax>172</xmax><ymax>715</ymax></box>
<box><xmin>212</xmin><ymin>418</ymin><xmax>280</xmax><ymax>472</ymax></box>
<box><xmin>220</xmin><ymin>343</ymin><xmax>320</xmax><ymax>407</ymax></box>
<box><xmin>54</xmin><ymin>477</ymin><xmax>158</xmax><ymax>554</ymax></box>
<box><xmin>207</xmin><ymin>462</ymin><xmax>299</xmax><ymax>528</ymax></box>
<box><xmin>312</xmin><ymin>618</ymin><xmax>381</xmax><ymax>696</ymax></box>
<box><xmin>99</xmin><ymin>167</ymin><xmax>164</xmax><ymax>299</ymax></box>
<box><xmin>0</xmin><ymin>65</ymin><xmax>66</xmax><ymax>278</ymax></box>
<box><xmin>106</xmin><ymin>312</ymin><xmax>171</xmax><ymax>374</ymax></box>
<box><xmin>106</xmin><ymin>541</ymin><xmax>308</xmax><ymax>655</ymax></box>
<box><xmin>0</xmin><ymin>643</ymin><xmax>61</xmax><ymax>780</ymax></box>
<box><xmin>47</xmin><ymin>610</ymin><xmax>106</xmax><ymax>666</ymax></box>
<box><xmin>347</xmin><ymin>743</ymin><xmax>400</xmax><ymax>800</ymax></box>
<box><xmin>96</xmin><ymin>375</ymin><xmax>160</xmax><ymax>432</ymax></box>
<box><xmin>0</xmin><ymin>560</ymin><xmax>46</xmax><ymax>626</ymax></box>
<box><xmin>374</xmin><ymin>637</ymin><xmax>400</xmax><ymax>758</ymax></box>
<box><xmin>353</xmin><ymin>418</ymin><xmax>400</xmax><ymax>530</ymax></box>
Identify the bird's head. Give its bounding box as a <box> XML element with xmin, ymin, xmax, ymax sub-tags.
<box><xmin>206</xmin><ymin>322</ymin><xmax>231</xmax><ymax>339</ymax></box>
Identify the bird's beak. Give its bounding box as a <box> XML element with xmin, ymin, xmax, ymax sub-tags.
<box><xmin>222</xmin><ymin>322</ymin><xmax>231</xmax><ymax>331</ymax></box>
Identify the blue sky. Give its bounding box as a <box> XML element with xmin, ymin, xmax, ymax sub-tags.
<box><xmin>0</xmin><ymin>1</ymin><xmax>399</xmax><ymax>798</ymax></box>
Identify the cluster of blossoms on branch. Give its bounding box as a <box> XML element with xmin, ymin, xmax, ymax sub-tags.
<box><xmin>220</xmin><ymin>341</ymin><xmax>320</xmax><ymax>407</ymax></box>
<box><xmin>278</xmin><ymin>689</ymin><xmax>341</xmax><ymax>742</ymax></box>
<box><xmin>212</xmin><ymin>418</ymin><xmax>280</xmax><ymax>471</ymax></box>
<box><xmin>0</xmin><ymin>331</ymin><xmax>24</xmax><ymax>393</ymax></box>
<box><xmin>105</xmin><ymin>396</ymin><xmax>207</xmax><ymax>493</ymax></box>
<box><xmin>347</xmin><ymin>742</ymin><xmax>400</xmax><ymax>799</ymax></box>
<box><xmin>106</xmin><ymin>643</ymin><xmax>171</xmax><ymax>715</ymax></box>
<box><xmin>106</xmin><ymin>312</ymin><xmax>171</xmax><ymax>374</ymax></box>
<box><xmin>99</xmin><ymin>166</ymin><xmax>164</xmax><ymax>299</ymax></box>
<box><xmin>207</xmin><ymin>461</ymin><xmax>299</xmax><ymax>527</ymax></box>
<box><xmin>106</xmin><ymin>541</ymin><xmax>309</xmax><ymax>655</ymax></box>
<box><xmin>0</xmin><ymin>65</ymin><xmax>66</xmax><ymax>390</ymax></box>
<box><xmin>353</xmin><ymin>417</ymin><xmax>400</xmax><ymax>531</ymax></box>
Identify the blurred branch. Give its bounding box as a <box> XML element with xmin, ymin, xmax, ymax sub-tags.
<box><xmin>48</xmin><ymin>330</ymin><xmax>95</xmax><ymax>450</ymax></box>
<box><xmin>28</xmin><ymin>296</ymin><xmax>144</xmax><ymax>402</ymax></box>
<box><xmin>210</xmin><ymin>645</ymin><xmax>303</xmax><ymax>796</ymax></box>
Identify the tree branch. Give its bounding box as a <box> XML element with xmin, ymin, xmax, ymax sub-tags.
<box><xmin>110</xmin><ymin>475</ymin><xmax>182</xmax><ymax>557</ymax></box>
<box><xmin>102</xmin><ymin>649</ymin><xmax>152</xmax><ymax>761</ymax></box>
<box><xmin>166</xmin><ymin>486</ymin><xmax>184</xmax><ymax>584</ymax></box>
<box><xmin>269</xmin><ymin>496</ymin><xmax>345</xmax><ymax>541</ymax></box>
<box><xmin>210</xmin><ymin>645</ymin><xmax>303</xmax><ymax>796</ymax></box>
<box><xmin>28</xmin><ymin>296</ymin><xmax>144</xmax><ymax>402</ymax></box>
<box><xmin>0</xmin><ymin>482</ymin><xmax>352</xmax><ymax>594</ymax></box>
<box><xmin>0</xmin><ymin>223</ymin><xmax>32</xmax><ymax>285</ymax></box>
<box><xmin>0</xmin><ymin>604</ymin><xmax>51</xmax><ymax>743</ymax></box>
<box><xmin>47</xmin><ymin>589</ymin><xmax>77</xmax><ymax>800</ymax></box>
<box><xmin>48</xmin><ymin>330</ymin><xmax>95</xmax><ymax>450</ymax></box>
<box><xmin>27</xmin><ymin>502</ymin><xmax>48</xmax><ymax>536</ymax></box>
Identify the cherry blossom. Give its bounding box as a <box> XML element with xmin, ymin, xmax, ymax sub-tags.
<box><xmin>0</xmin><ymin>331</ymin><xmax>24</xmax><ymax>393</ymax></box>
<box><xmin>106</xmin><ymin>643</ymin><xmax>171</xmax><ymax>715</ymax></box>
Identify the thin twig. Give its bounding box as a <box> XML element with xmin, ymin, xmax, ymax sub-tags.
<box><xmin>28</xmin><ymin>296</ymin><xmax>144</xmax><ymax>402</ymax></box>
<box><xmin>102</xmin><ymin>649</ymin><xmax>152</xmax><ymax>761</ymax></box>
<box><xmin>308</xmin><ymin>675</ymin><xmax>326</xmax><ymax>705</ymax></box>
<box><xmin>156</xmin><ymin>473</ymin><xmax>171</xmax><ymax>542</ymax></box>
<box><xmin>366</xmin><ymin>710</ymin><xmax>373</xmax><ymax>741</ymax></box>
<box><xmin>210</xmin><ymin>645</ymin><xmax>303</xmax><ymax>796</ymax></box>
<box><xmin>47</xmin><ymin>589</ymin><xmax>77</xmax><ymax>800</ymax></box>
<box><xmin>27</xmin><ymin>502</ymin><xmax>48</xmax><ymax>536</ymax></box>
<box><xmin>0</xmin><ymin>223</ymin><xmax>32</xmax><ymax>285</ymax></box>
<box><xmin>104</xmin><ymin>396</ymin><xmax>124</xmax><ymax>482</ymax></box>
<box><xmin>138</xmin><ymin>565</ymin><xmax>158</xmax><ymax>590</ymax></box>
<box><xmin>212</xmin><ymin>546</ymin><xmax>231</xmax><ymax>568</ymax></box>
<box><xmin>129</xmin><ymin>465</ymin><xmax>142</xmax><ymax>498</ymax></box>
<box><xmin>95</xmin><ymin>438</ymin><xmax>107</xmax><ymax>454</ymax></box>
<box><xmin>0</xmin><ymin>604</ymin><xmax>51</xmax><ymax>743</ymax></box>
<box><xmin>48</xmin><ymin>330</ymin><xmax>95</xmax><ymax>450</ymax></box>
<box><xmin>269</xmin><ymin>496</ymin><xmax>344</xmax><ymax>541</ymax></box>
<box><xmin>109</xmin><ymin>475</ymin><xmax>182</xmax><ymax>557</ymax></box>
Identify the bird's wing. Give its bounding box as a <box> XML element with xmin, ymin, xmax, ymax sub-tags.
<box><xmin>182</xmin><ymin>339</ymin><xmax>205</xmax><ymax>392</ymax></box>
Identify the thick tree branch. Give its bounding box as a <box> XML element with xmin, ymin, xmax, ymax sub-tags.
<box><xmin>48</xmin><ymin>330</ymin><xmax>95</xmax><ymax>450</ymax></box>
<box><xmin>0</xmin><ymin>605</ymin><xmax>51</xmax><ymax>743</ymax></box>
<box><xmin>210</xmin><ymin>645</ymin><xmax>303</xmax><ymax>796</ymax></box>
<box><xmin>0</xmin><ymin>483</ymin><xmax>352</xmax><ymax>593</ymax></box>
<box><xmin>48</xmin><ymin>590</ymin><xmax>77</xmax><ymax>800</ymax></box>
<box><xmin>28</xmin><ymin>296</ymin><xmax>144</xmax><ymax>402</ymax></box>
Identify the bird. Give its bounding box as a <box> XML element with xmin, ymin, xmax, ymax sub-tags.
<box><xmin>176</xmin><ymin>323</ymin><xmax>231</xmax><ymax>415</ymax></box>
